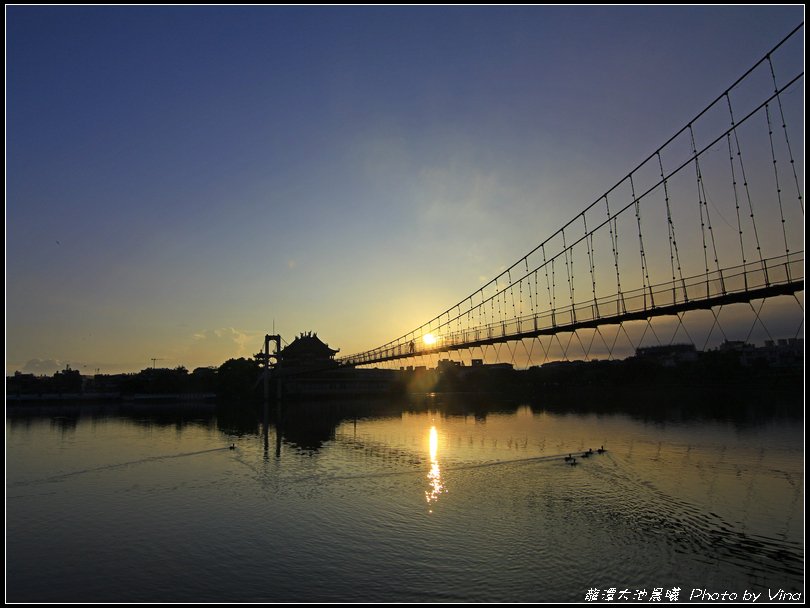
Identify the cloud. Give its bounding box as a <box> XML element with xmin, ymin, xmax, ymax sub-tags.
<box><xmin>21</xmin><ymin>358</ymin><xmax>66</xmax><ymax>375</ymax></box>
<box><xmin>183</xmin><ymin>327</ymin><xmax>258</xmax><ymax>367</ymax></box>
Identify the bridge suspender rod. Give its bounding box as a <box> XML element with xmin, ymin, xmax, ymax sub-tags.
<box><xmin>727</xmin><ymin>130</ymin><xmax>747</xmax><ymax>267</ymax></box>
<box><xmin>605</xmin><ymin>195</ymin><xmax>624</xmax><ymax>315</ymax></box>
<box><xmin>584</xmin><ymin>214</ymin><xmax>599</xmax><ymax>318</ymax></box>
<box><xmin>726</xmin><ymin>93</ymin><xmax>764</xmax><ymax>269</ymax></box>
<box><xmin>561</xmin><ymin>227</ymin><xmax>574</xmax><ymax>323</ymax></box>
<box><xmin>524</xmin><ymin>258</ymin><xmax>534</xmax><ymax>316</ymax></box>
<box><xmin>765</xmin><ymin>104</ymin><xmax>790</xmax><ymax>254</ymax></box>
<box><xmin>542</xmin><ymin>244</ymin><xmax>552</xmax><ymax>319</ymax></box>
<box><xmin>767</xmin><ymin>55</ymin><xmax>804</xmax><ymax>217</ymax></box>
<box><xmin>509</xmin><ymin>270</ymin><xmax>517</xmax><ymax>320</ymax></box>
<box><xmin>657</xmin><ymin>151</ymin><xmax>685</xmax><ymax>304</ymax></box>
<box><xmin>689</xmin><ymin>124</ymin><xmax>721</xmax><ymax>278</ymax></box>
<box><xmin>631</xmin><ymin>174</ymin><xmax>653</xmax><ymax>310</ymax></box>
<box><xmin>765</xmin><ymin>102</ymin><xmax>790</xmax><ymax>259</ymax></box>
<box><xmin>550</xmin><ymin>257</ymin><xmax>557</xmax><ymax>327</ymax></box>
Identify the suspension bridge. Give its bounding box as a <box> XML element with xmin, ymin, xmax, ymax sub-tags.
<box><xmin>338</xmin><ymin>25</ymin><xmax>804</xmax><ymax>369</ymax></box>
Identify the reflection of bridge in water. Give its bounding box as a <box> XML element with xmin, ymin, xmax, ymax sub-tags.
<box><xmin>337</xmin><ymin>25</ymin><xmax>804</xmax><ymax>368</ymax></box>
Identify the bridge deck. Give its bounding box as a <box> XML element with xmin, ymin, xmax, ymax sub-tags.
<box><xmin>339</xmin><ymin>255</ymin><xmax>803</xmax><ymax>366</ymax></box>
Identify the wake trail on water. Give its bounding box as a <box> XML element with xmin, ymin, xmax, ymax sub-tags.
<box><xmin>8</xmin><ymin>447</ymin><xmax>232</xmax><ymax>489</ymax></box>
<box><xmin>271</xmin><ymin>451</ymin><xmax>611</xmax><ymax>485</ymax></box>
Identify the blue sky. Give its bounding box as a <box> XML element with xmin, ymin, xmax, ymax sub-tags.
<box><xmin>6</xmin><ymin>6</ymin><xmax>805</xmax><ymax>375</ymax></box>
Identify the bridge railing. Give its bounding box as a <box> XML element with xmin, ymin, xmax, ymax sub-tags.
<box><xmin>337</xmin><ymin>252</ymin><xmax>802</xmax><ymax>366</ymax></box>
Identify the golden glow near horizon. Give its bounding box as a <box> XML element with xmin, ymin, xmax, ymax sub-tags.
<box><xmin>423</xmin><ymin>333</ymin><xmax>437</xmax><ymax>345</ymax></box>
<box><xmin>426</xmin><ymin>426</ymin><xmax>445</xmax><ymax>510</ymax></box>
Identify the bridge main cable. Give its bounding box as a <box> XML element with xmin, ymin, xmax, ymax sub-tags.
<box><xmin>338</xmin><ymin>23</ymin><xmax>804</xmax><ymax>368</ymax></box>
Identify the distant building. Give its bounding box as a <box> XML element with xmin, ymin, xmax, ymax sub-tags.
<box><xmin>483</xmin><ymin>362</ymin><xmax>514</xmax><ymax>371</ymax></box>
<box><xmin>737</xmin><ymin>337</ymin><xmax>803</xmax><ymax>367</ymax></box>
<box><xmin>636</xmin><ymin>344</ymin><xmax>698</xmax><ymax>366</ymax></box>
<box><xmin>437</xmin><ymin>359</ymin><xmax>461</xmax><ymax>372</ymax></box>
<box><xmin>718</xmin><ymin>340</ymin><xmax>752</xmax><ymax>352</ymax></box>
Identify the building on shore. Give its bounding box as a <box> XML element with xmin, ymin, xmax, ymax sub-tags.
<box><xmin>635</xmin><ymin>344</ymin><xmax>699</xmax><ymax>366</ymax></box>
<box><xmin>275</xmin><ymin>332</ymin><xmax>398</xmax><ymax>398</ymax></box>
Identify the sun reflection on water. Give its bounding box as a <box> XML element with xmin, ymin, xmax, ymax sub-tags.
<box><xmin>426</xmin><ymin>426</ymin><xmax>444</xmax><ymax>510</ymax></box>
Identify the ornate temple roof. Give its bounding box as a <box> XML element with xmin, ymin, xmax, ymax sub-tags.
<box><xmin>278</xmin><ymin>332</ymin><xmax>339</xmax><ymax>367</ymax></box>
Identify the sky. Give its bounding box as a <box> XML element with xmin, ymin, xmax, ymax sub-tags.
<box><xmin>6</xmin><ymin>6</ymin><xmax>805</xmax><ymax>376</ymax></box>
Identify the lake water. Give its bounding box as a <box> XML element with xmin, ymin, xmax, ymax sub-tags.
<box><xmin>6</xmin><ymin>388</ymin><xmax>804</xmax><ymax>602</ymax></box>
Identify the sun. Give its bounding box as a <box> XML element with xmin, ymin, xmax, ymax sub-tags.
<box><xmin>423</xmin><ymin>333</ymin><xmax>436</xmax><ymax>345</ymax></box>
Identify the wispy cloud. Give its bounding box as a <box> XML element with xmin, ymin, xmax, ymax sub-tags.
<box><xmin>21</xmin><ymin>358</ymin><xmax>66</xmax><ymax>375</ymax></box>
<box><xmin>184</xmin><ymin>327</ymin><xmax>258</xmax><ymax>366</ymax></box>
